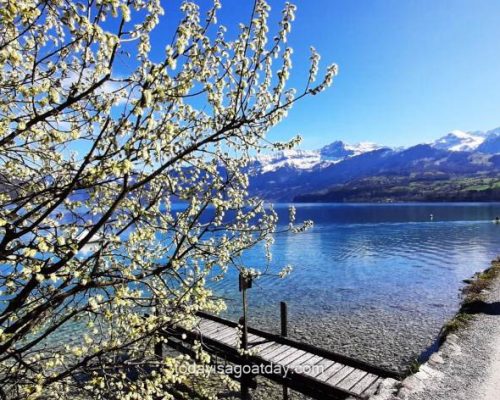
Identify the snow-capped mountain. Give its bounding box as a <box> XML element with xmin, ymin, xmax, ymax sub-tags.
<box><xmin>255</xmin><ymin>127</ymin><xmax>500</xmax><ymax>176</ymax></box>
<box><xmin>320</xmin><ymin>141</ymin><xmax>380</xmax><ymax>160</ymax></box>
<box><xmin>248</xmin><ymin>126</ymin><xmax>500</xmax><ymax>201</ymax></box>
<box><xmin>256</xmin><ymin>149</ymin><xmax>321</xmax><ymax>173</ymax></box>
<box><xmin>431</xmin><ymin>128</ymin><xmax>500</xmax><ymax>152</ymax></box>
<box><xmin>431</xmin><ymin>130</ymin><xmax>486</xmax><ymax>152</ymax></box>
<box><xmin>255</xmin><ymin>141</ymin><xmax>383</xmax><ymax>173</ymax></box>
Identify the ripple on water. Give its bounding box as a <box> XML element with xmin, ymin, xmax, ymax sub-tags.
<box><xmin>212</xmin><ymin>204</ymin><xmax>500</xmax><ymax>371</ymax></box>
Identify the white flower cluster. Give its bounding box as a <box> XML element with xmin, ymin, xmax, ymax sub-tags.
<box><xmin>0</xmin><ymin>0</ymin><xmax>335</xmax><ymax>397</ymax></box>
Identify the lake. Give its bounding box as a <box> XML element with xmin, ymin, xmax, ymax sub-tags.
<box><xmin>211</xmin><ymin>203</ymin><xmax>500</xmax><ymax>372</ymax></box>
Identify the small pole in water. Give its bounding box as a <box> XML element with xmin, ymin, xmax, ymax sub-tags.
<box><xmin>280</xmin><ymin>302</ymin><xmax>288</xmax><ymax>337</ymax></box>
<box><xmin>430</xmin><ymin>213</ymin><xmax>434</xmax><ymax>221</ymax></box>
<box><xmin>495</xmin><ymin>216</ymin><xmax>499</xmax><ymax>224</ymax></box>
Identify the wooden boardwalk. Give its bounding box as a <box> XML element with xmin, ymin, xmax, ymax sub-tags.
<box><xmin>163</xmin><ymin>312</ymin><xmax>401</xmax><ymax>400</ymax></box>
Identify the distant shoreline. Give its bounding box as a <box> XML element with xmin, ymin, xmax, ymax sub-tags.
<box><xmin>289</xmin><ymin>176</ymin><xmax>500</xmax><ymax>204</ymax></box>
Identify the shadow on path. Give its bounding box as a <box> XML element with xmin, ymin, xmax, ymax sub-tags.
<box><xmin>462</xmin><ymin>300</ymin><xmax>500</xmax><ymax>316</ymax></box>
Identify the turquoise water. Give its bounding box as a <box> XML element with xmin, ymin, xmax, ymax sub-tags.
<box><xmin>211</xmin><ymin>203</ymin><xmax>500</xmax><ymax>369</ymax></box>
<box><xmin>25</xmin><ymin>203</ymin><xmax>500</xmax><ymax>370</ymax></box>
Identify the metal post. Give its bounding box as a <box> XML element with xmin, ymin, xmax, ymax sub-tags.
<box><xmin>280</xmin><ymin>302</ymin><xmax>288</xmax><ymax>337</ymax></box>
<box><xmin>280</xmin><ymin>302</ymin><xmax>289</xmax><ymax>400</ymax></box>
<box><xmin>242</xmin><ymin>286</ymin><xmax>248</xmax><ymax>350</ymax></box>
<box><xmin>239</xmin><ymin>273</ymin><xmax>252</xmax><ymax>400</ymax></box>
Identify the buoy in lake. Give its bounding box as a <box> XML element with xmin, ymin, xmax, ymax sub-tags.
<box><xmin>430</xmin><ymin>213</ymin><xmax>434</xmax><ymax>221</ymax></box>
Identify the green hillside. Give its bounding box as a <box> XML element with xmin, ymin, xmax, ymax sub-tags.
<box><xmin>294</xmin><ymin>176</ymin><xmax>500</xmax><ymax>203</ymax></box>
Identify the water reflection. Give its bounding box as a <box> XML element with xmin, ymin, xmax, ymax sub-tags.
<box><xmin>211</xmin><ymin>203</ymin><xmax>500</xmax><ymax>363</ymax></box>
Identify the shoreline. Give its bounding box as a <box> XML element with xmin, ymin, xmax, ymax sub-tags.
<box><xmin>218</xmin><ymin>254</ymin><xmax>500</xmax><ymax>377</ymax></box>
<box><xmin>369</xmin><ymin>258</ymin><xmax>500</xmax><ymax>399</ymax></box>
<box><xmin>412</xmin><ymin>259</ymin><xmax>500</xmax><ymax>367</ymax></box>
<box><xmin>208</xmin><ymin>260</ymin><xmax>500</xmax><ymax>399</ymax></box>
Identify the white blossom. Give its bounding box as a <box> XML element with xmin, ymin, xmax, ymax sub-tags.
<box><xmin>0</xmin><ymin>0</ymin><xmax>334</xmax><ymax>397</ymax></box>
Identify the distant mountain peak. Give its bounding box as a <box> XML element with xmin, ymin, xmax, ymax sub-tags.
<box><xmin>320</xmin><ymin>141</ymin><xmax>381</xmax><ymax>160</ymax></box>
<box><xmin>346</xmin><ymin>141</ymin><xmax>382</xmax><ymax>153</ymax></box>
<box><xmin>431</xmin><ymin>130</ymin><xmax>488</xmax><ymax>152</ymax></box>
<box><xmin>248</xmin><ymin>125</ymin><xmax>500</xmax><ymax>201</ymax></box>
<box><xmin>256</xmin><ymin>140</ymin><xmax>382</xmax><ymax>174</ymax></box>
<box><xmin>476</xmin><ymin>128</ymin><xmax>500</xmax><ymax>154</ymax></box>
<box><xmin>256</xmin><ymin>149</ymin><xmax>321</xmax><ymax>173</ymax></box>
<box><xmin>253</xmin><ymin>126</ymin><xmax>500</xmax><ymax>177</ymax></box>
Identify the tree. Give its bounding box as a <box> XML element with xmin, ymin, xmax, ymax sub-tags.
<box><xmin>0</xmin><ymin>0</ymin><xmax>336</xmax><ymax>398</ymax></box>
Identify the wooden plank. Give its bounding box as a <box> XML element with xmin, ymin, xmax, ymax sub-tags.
<box><xmin>201</xmin><ymin>322</ymin><xmax>228</xmax><ymax>337</ymax></box>
<box><xmin>247</xmin><ymin>332</ymin><xmax>267</xmax><ymax>344</ymax></box>
<box><xmin>215</xmin><ymin>329</ymin><xmax>239</xmax><ymax>346</ymax></box>
<box><xmin>296</xmin><ymin>354</ymin><xmax>324</xmax><ymax>375</ymax></box>
<box><xmin>315</xmin><ymin>362</ymin><xmax>344</xmax><ymax>382</ymax></box>
<box><xmin>219</xmin><ymin>336</ymin><xmax>238</xmax><ymax>348</ymax></box>
<box><xmin>250</xmin><ymin>339</ymin><xmax>274</xmax><ymax>352</ymax></box>
<box><xmin>277</xmin><ymin>349</ymin><xmax>307</xmax><ymax>367</ymax></box>
<box><xmin>306</xmin><ymin>354</ymin><xmax>323</xmax><ymax>364</ymax></box>
<box><xmin>251</xmin><ymin>339</ymin><xmax>276</xmax><ymax>353</ymax></box>
<box><xmin>197</xmin><ymin>312</ymin><xmax>400</xmax><ymax>380</ymax></box>
<box><xmin>196</xmin><ymin>323</ymin><xmax>215</xmax><ymax>334</ymax></box>
<box><xmin>262</xmin><ymin>344</ymin><xmax>293</xmax><ymax>360</ymax></box>
<box><xmin>209</xmin><ymin>326</ymin><xmax>235</xmax><ymax>341</ymax></box>
<box><xmin>306</xmin><ymin>358</ymin><xmax>336</xmax><ymax>378</ymax></box>
<box><xmin>214</xmin><ymin>326</ymin><xmax>238</xmax><ymax>341</ymax></box>
<box><xmin>247</xmin><ymin>333</ymin><xmax>261</xmax><ymax>343</ymax></box>
<box><xmin>327</xmin><ymin>366</ymin><xmax>355</xmax><ymax>386</ymax></box>
<box><xmin>248</xmin><ymin>333</ymin><xmax>269</xmax><ymax>349</ymax></box>
<box><xmin>168</xmin><ymin>315</ymin><xmax>389</xmax><ymax>400</ymax></box>
<box><xmin>287</xmin><ymin>352</ymin><xmax>316</xmax><ymax>370</ymax></box>
<box><xmin>259</xmin><ymin>342</ymin><xmax>284</xmax><ymax>357</ymax></box>
<box><xmin>269</xmin><ymin>346</ymin><xmax>302</xmax><ymax>363</ymax></box>
<box><xmin>350</xmin><ymin>373</ymin><xmax>379</xmax><ymax>395</ymax></box>
<box><xmin>336</xmin><ymin>369</ymin><xmax>367</xmax><ymax>391</ymax></box>
<box><xmin>168</xmin><ymin>327</ymin><xmax>385</xmax><ymax>400</ymax></box>
<box><xmin>194</xmin><ymin>316</ymin><xmax>386</xmax><ymax>393</ymax></box>
<box><xmin>198</xmin><ymin>319</ymin><xmax>219</xmax><ymax>331</ymax></box>
<box><xmin>362</xmin><ymin>377</ymin><xmax>383</xmax><ymax>396</ymax></box>
<box><xmin>301</xmin><ymin>354</ymin><xmax>323</xmax><ymax>367</ymax></box>
<box><xmin>199</xmin><ymin>319</ymin><xmax>224</xmax><ymax>331</ymax></box>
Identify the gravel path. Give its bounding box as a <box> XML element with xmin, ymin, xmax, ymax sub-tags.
<box><xmin>480</xmin><ymin>319</ymin><xmax>500</xmax><ymax>400</ymax></box>
<box><xmin>383</xmin><ymin>269</ymin><xmax>500</xmax><ymax>400</ymax></box>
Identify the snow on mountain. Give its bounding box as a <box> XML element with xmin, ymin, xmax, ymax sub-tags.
<box><xmin>254</xmin><ymin>127</ymin><xmax>500</xmax><ymax>176</ymax></box>
<box><xmin>257</xmin><ymin>149</ymin><xmax>322</xmax><ymax>173</ymax></box>
<box><xmin>248</xmin><ymin>126</ymin><xmax>500</xmax><ymax>201</ymax></box>
<box><xmin>255</xmin><ymin>141</ymin><xmax>382</xmax><ymax>173</ymax></box>
<box><xmin>431</xmin><ymin>130</ymin><xmax>488</xmax><ymax>152</ymax></box>
<box><xmin>320</xmin><ymin>141</ymin><xmax>380</xmax><ymax>160</ymax></box>
<box><xmin>345</xmin><ymin>141</ymin><xmax>381</xmax><ymax>155</ymax></box>
<box><xmin>476</xmin><ymin>128</ymin><xmax>500</xmax><ymax>154</ymax></box>
<box><xmin>485</xmin><ymin>127</ymin><xmax>500</xmax><ymax>137</ymax></box>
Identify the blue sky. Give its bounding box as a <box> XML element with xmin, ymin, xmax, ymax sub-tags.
<box><xmin>149</xmin><ymin>0</ymin><xmax>500</xmax><ymax>149</ymax></box>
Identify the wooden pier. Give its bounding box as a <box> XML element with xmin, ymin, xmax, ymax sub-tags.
<box><xmin>161</xmin><ymin>310</ymin><xmax>402</xmax><ymax>400</ymax></box>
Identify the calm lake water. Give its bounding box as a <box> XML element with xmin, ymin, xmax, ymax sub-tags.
<box><xmin>211</xmin><ymin>203</ymin><xmax>500</xmax><ymax>371</ymax></box>
<box><xmin>36</xmin><ymin>203</ymin><xmax>500</xmax><ymax>371</ymax></box>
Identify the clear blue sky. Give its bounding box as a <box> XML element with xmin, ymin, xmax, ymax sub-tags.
<box><xmin>149</xmin><ymin>0</ymin><xmax>500</xmax><ymax>149</ymax></box>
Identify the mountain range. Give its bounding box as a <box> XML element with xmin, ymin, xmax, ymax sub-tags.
<box><xmin>249</xmin><ymin>127</ymin><xmax>500</xmax><ymax>202</ymax></box>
